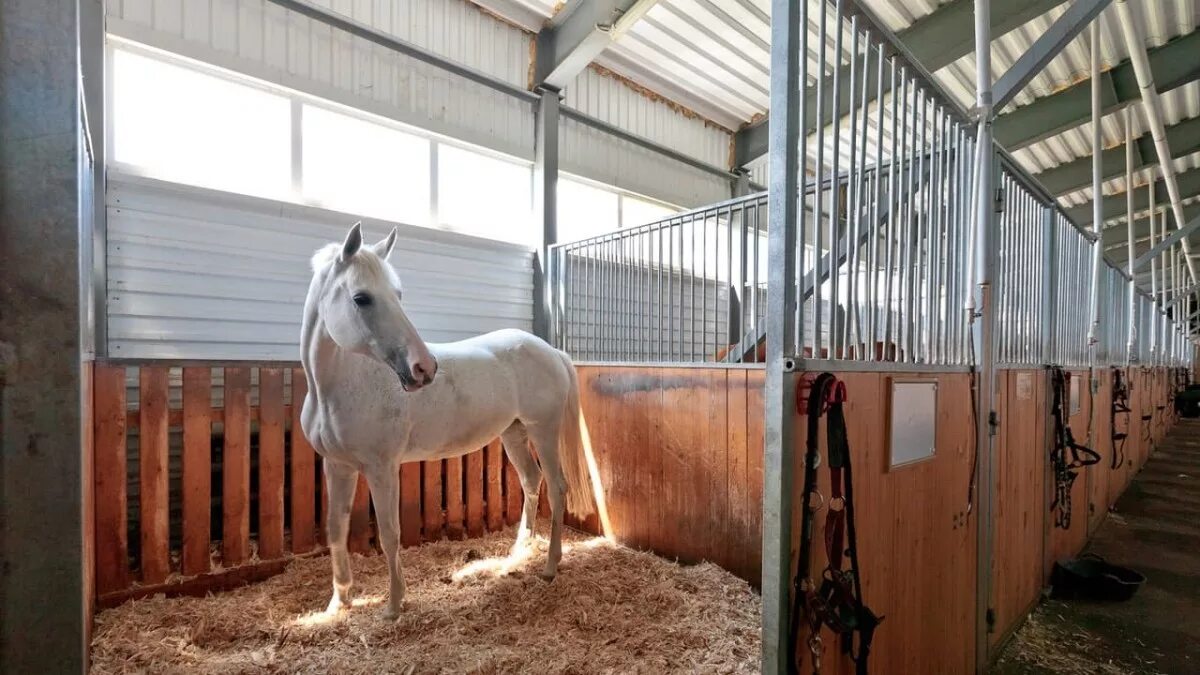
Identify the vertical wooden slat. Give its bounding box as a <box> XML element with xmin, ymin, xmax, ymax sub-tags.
<box><xmin>423</xmin><ymin>460</ymin><xmax>443</xmax><ymax>541</ymax></box>
<box><xmin>400</xmin><ymin>462</ymin><xmax>422</xmax><ymax>547</ymax></box>
<box><xmin>94</xmin><ymin>364</ymin><xmax>129</xmax><ymax>595</ymax></box>
<box><xmin>349</xmin><ymin>475</ymin><xmax>372</xmax><ymax>553</ymax></box>
<box><xmin>181</xmin><ymin>367</ymin><xmax>212</xmax><ymax>576</ymax></box>
<box><xmin>290</xmin><ymin>369</ymin><xmax>317</xmax><ymax>553</ymax></box>
<box><xmin>465</xmin><ymin>449</ymin><xmax>484</xmax><ymax>537</ymax></box>
<box><xmin>485</xmin><ymin>439</ymin><xmax>504</xmax><ymax>531</ymax></box>
<box><xmin>505</xmin><ymin>455</ymin><xmax>523</xmax><ymax>525</ymax></box>
<box><xmin>445</xmin><ymin>456</ymin><xmax>464</xmax><ymax>539</ymax></box>
<box><xmin>222</xmin><ymin>367</ymin><xmax>251</xmax><ymax>565</ymax></box>
<box><xmin>258</xmin><ymin>368</ymin><xmax>285</xmax><ymax>559</ymax></box>
<box><xmin>139</xmin><ymin>367</ymin><xmax>171</xmax><ymax>584</ymax></box>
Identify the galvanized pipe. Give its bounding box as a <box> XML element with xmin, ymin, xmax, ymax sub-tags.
<box><xmin>1087</xmin><ymin>22</ymin><xmax>1103</xmax><ymax>349</ymax></box>
<box><xmin>1126</xmin><ymin>107</ymin><xmax>1137</xmax><ymax>362</ymax></box>
<box><xmin>1114</xmin><ymin>0</ymin><xmax>1200</xmax><ymax>293</ymax></box>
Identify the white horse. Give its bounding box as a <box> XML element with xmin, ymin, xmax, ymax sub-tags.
<box><xmin>299</xmin><ymin>222</ymin><xmax>594</xmax><ymax>620</ymax></box>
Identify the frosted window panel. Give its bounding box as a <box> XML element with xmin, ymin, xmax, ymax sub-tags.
<box><xmin>437</xmin><ymin>144</ymin><xmax>533</xmax><ymax>245</ymax></box>
<box><xmin>558</xmin><ymin>177</ymin><xmax>619</xmax><ymax>242</ymax></box>
<box><xmin>111</xmin><ymin>49</ymin><xmax>291</xmax><ymax>200</ymax></box>
<box><xmin>622</xmin><ymin>195</ymin><xmax>678</xmax><ymax>228</ymax></box>
<box><xmin>302</xmin><ymin>105</ymin><xmax>431</xmax><ymax>226</ymax></box>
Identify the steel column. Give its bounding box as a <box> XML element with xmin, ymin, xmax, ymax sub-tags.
<box><xmin>533</xmin><ymin>88</ymin><xmax>561</xmax><ymax>341</ymax></box>
<box><xmin>761</xmin><ymin>0</ymin><xmax>803</xmax><ymax>671</ymax></box>
<box><xmin>972</xmin><ymin>0</ymin><xmax>998</xmax><ymax>670</ymax></box>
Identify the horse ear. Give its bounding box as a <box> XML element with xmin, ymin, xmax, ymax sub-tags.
<box><xmin>340</xmin><ymin>222</ymin><xmax>363</xmax><ymax>262</ymax></box>
<box><xmin>372</xmin><ymin>227</ymin><xmax>398</xmax><ymax>260</ymax></box>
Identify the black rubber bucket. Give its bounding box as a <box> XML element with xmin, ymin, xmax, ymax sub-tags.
<box><xmin>1051</xmin><ymin>554</ymin><xmax>1145</xmax><ymax>602</ymax></box>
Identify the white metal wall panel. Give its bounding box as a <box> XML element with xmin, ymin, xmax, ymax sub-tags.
<box><xmin>559</xmin><ymin>116</ymin><xmax>731</xmax><ymax>209</ymax></box>
<box><xmin>107</xmin><ymin>0</ymin><xmax>536</xmax><ymax>159</ymax></box>
<box><xmin>106</xmin><ymin>173</ymin><xmax>533</xmax><ymax>360</ymax></box>
<box><xmin>563</xmin><ymin>67</ymin><xmax>732</xmax><ymax>170</ymax></box>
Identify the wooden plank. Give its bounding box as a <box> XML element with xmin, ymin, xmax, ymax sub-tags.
<box><xmin>349</xmin><ymin>474</ymin><xmax>372</xmax><ymax>554</ymax></box>
<box><xmin>445</xmin><ymin>456</ymin><xmax>464</xmax><ymax>539</ymax></box>
<box><xmin>485</xmin><ymin>439</ymin><xmax>504</xmax><ymax>531</ymax></box>
<box><xmin>125</xmin><ymin>405</ymin><xmax>293</xmax><ymax>430</ymax></box>
<box><xmin>93</xmin><ymin>364</ymin><xmax>129</xmax><ymax>595</ymax></box>
<box><xmin>465</xmin><ymin>449</ymin><xmax>485</xmax><ymax>537</ymax></box>
<box><xmin>400</xmin><ymin>462</ymin><xmax>422</xmax><ymax>547</ymax></box>
<box><xmin>139</xmin><ymin>366</ymin><xmax>171</xmax><ymax>584</ymax></box>
<box><xmin>257</xmin><ymin>368</ymin><xmax>285</xmax><ymax>559</ymax></box>
<box><xmin>222</xmin><ymin>367</ymin><xmax>251</xmax><ymax>566</ymax></box>
<box><xmin>181</xmin><ymin>367</ymin><xmax>212</xmax><ymax>576</ymax></box>
<box><xmin>96</xmin><ymin>550</ymin><xmax>325</xmax><ymax>609</ymax></box>
<box><xmin>82</xmin><ymin>363</ymin><xmax>95</xmax><ymax>632</ymax></box>
<box><xmin>744</xmin><ymin>370</ymin><xmax>764</xmax><ymax>585</ymax></box>
<box><xmin>289</xmin><ymin>369</ymin><xmax>317</xmax><ymax>553</ymax></box>
<box><xmin>726</xmin><ymin>370</ymin><xmax>751</xmax><ymax>582</ymax></box>
<box><xmin>423</xmin><ymin>460</ymin><xmax>444</xmax><ymax>541</ymax></box>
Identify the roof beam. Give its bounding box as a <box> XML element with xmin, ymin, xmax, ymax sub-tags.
<box><xmin>1066</xmin><ymin>165</ymin><xmax>1200</xmax><ymax>227</ymax></box>
<box><xmin>992</xmin><ymin>0</ymin><xmax>1112</xmax><ymax>113</ymax></box>
<box><xmin>731</xmin><ymin>0</ymin><xmax>1061</xmax><ymax>167</ymax></box>
<box><xmin>534</xmin><ymin>0</ymin><xmax>658</xmax><ymax>90</ymax></box>
<box><xmin>1104</xmin><ymin>204</ymin><xmax>1200</xmax><ymax>251</ymax></box>
<box><xmin>1131</xmin><ymin>211</ymin><xmax>1200</xmax><ymax>272</ymax></box>
<box><xmin>1035</xmin><ymin>116</ymin><xmax>1200</xmax><ymax>196</ymax></box>
<box><xmin>994</xmin><ymin>30</ymin><xmax>1200</xmax><ymax>149</ymax></box>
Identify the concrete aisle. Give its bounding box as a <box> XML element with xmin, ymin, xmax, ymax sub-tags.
<box><xmin>995</xmin><ymin>419</ymin><xmax>1200</xmax><ymax>674</ymax></box>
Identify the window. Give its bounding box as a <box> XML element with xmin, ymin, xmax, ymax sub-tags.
<box><xmin>622</xmin><ymin>195</ymin><xmax>677</xmax><ymax>228</ymax></box>
<box><xmin>558</xmin><ymin>177</ymin><xmax>620</xmax><ymax>241</ymax></box>
<box><xmin>111</xmin><ymin>49</ymin><xmax>293</xmax><ymax>200</ymax></box>
<box><xmin>437</xmin><ymin>144</ymin><xmax>532</xmax><ymax>244</ymax></box>
<box><xmin>301</xmin><ymin>105</ymin><xmax>431</xmax><ymax>225</ymax></box>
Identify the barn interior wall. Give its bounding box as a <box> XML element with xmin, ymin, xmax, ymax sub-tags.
<box><xmin>105</xmin><ymin>0</ymin><xmax>732</xmax><ymax>212</ymax></box>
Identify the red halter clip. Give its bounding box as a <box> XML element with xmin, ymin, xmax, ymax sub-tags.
<box><xmin>796</xmin><ymin>374</ymin><xmax>847</xmax><ymax>416</ymax></box>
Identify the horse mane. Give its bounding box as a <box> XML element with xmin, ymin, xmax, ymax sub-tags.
<box><xmin>310</xmin><ymin>243</ymin><xmax>341</xmax><ymax>273</ymax></box>
<box><xmin>309</xmin><ymin>240</ymin><xmax>402</xmax><ymax>290</ymax></box>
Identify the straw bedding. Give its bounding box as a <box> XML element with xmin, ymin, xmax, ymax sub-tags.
<box><xmin>92</xmin><ymin>523</ymin><xmax>760</xmax><ymax>674</ymax></box>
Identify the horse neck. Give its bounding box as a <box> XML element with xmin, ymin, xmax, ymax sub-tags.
<box><xmin>300</xmin><ymin>274</ymin><xmax>345</xmax><ymax>407</ymax></box>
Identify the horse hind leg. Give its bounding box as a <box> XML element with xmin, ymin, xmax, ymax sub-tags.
<box><xmin>527</xmin><ymin>421</ymin><xmax>566</xmax><ymax>581</ymax></box>
<box><xmin>323</xmin><ymin>459</ymin><xmax>359</xmax><ymax>613</ymax></box>
<box><xmin>500</xmin><ymin>421</ymin><xmax>542</xmax><ymax>550</ymax></box>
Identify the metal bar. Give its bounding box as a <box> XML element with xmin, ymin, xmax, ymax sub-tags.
<box><xmin>1087</xmin><ymin>22</ymin><xmax>1104</xmax><ymax>351</ymax></box>
<box><xmin>830</xmin><ymin>0</ymin><xmax>845</xmax><ymax>357</ymax></box>
<box><xmin>264</xmin><ymin>0</ymin><xmax>539</xmax><ymax>103</ymax></box>
<box><xmin>533</xmin><ymin>88</ymin><xmax>560</xmax><ymax>341</ymax></box>
<box><xmin>991</xmin><ymin>0</ymin><xmax>1114</xmax><ymax>112</ymax></box>
<box><xmin>814</xmin><ymin>0</ymin><xmax>828</xmax><ymax>359</ymax></box>
<box><xmin>761</xmin><ymin>0</ymin><xmax>803</xmax><ymax>669</ymax></box>
<box><xmin>972</xmin><ymin>0</ymin><xmax>998</xmax><ymax>669</ymax></box>
<box><xmin>1132</xmin><ymin>211</ymin><xmax>1200</xmax><ymax>272</ymax></box>
<box><xmin>1126</xmin><ymin>107</ymin><xmax>1137</xmax><ymax>360</ymax></box>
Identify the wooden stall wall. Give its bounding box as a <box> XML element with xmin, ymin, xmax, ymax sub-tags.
<box><xmin>793</xmin><ymin>371</ymin><xmax>977</xmax><ymax>675</ymax></box>
<box><xmin>574</xmin><ymin>366</ymin><xmax>764</xmax><ymax>583</ymax></box>
<box><xmin>1046</xmin><ymin>369</ymin><xmax>1094</xmax><ymax>567</ymax></box>
<box><xmin>990</xmin><ymin>370</ymin><xmax>1049</xmax><ymax>647</ymax></box>
<box><xmin>1088</xmin><ymin>369</ymin><xmax>1114</xmax><ymax>536</ymax></box>
<box><xmin>92</xmin><ymin>362</ymin><xmax>523</xmax><ymax>605</ymax></box>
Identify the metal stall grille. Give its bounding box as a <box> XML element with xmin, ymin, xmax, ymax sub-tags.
<box><xmin>549</xmin><ymin>193</ymin><xmax>769</xmax><ymax>364</ymax></box>
<box><xmin>1049</xmin><ymin>212</ymin><xmax>1095</xmax><ymax>367</ymax></box>
<box><xmin>546</xmin><ymin>0</ymin><xmax>1192</xmax><ymax>372</ymax></box>
<box><xmin>994</xmin><ymin>171</ymin><xmax>1047</xmax><ymax>367</ymax></box>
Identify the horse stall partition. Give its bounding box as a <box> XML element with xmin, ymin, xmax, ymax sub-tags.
<box><xmin>90</xmin><ymin>361</ymin><xmax>524</xmax><ymax>606</ymax></box>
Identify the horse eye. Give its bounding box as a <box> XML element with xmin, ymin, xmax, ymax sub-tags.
<box><xmin>352</xmin><ymin>292</ymin><xmax>373</xmax><ymax>307</ymax></box>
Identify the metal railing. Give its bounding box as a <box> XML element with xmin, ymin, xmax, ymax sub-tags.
<box><xmin>548</xmin><ymin>193</ymin><xmax>769</xmax><ymax>363</ymax></box>
<box><xmin>546</xmin><ymin>0</ymin><xmax>1192</xmax><ymax>371</ymax></box>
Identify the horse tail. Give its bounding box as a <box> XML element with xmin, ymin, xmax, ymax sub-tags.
<box><xmin>559</xmin><ymin>354</ymin><xmax>596</xmax><ymax>518</ymax></box>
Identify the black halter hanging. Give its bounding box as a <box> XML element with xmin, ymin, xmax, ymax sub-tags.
<box><xmin>1111</xmin><ymin>368</ymin><xmax>1130</xmax><ymax>470</ymax></box>
<box><xmin>1049</xmin><ymin>368</ymin><xmax>1101</xmax><ymax>530</ymax></box>
<box><xmin>789</xmin><ymin>373</ymin><xmax>881</xmax><ymax>675</ymax></box>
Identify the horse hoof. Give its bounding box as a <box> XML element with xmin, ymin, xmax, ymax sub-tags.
<box><xmin>382</xmin><ymin>607</ymin><xmax>401</xmax><ymax>622</ymax></box>
<box><xmin>539</xmin><ymin>570</ymin><xmax>557</xmax><ymax>582</ymax></box>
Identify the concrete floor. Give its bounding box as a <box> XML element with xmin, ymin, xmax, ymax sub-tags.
<box><xmin>994</xmin><ymin>418</ymin><xmax>1200</xmax><ymax>674</ymax></box>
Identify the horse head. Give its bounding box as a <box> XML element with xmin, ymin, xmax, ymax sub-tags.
<box><xmin>308</xmin><ymin>222</ymin><xmax>438</xmax><ymax>391</ymax></box>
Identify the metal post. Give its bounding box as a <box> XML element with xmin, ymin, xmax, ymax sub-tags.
<box><xmin>1087</xmin><ymin>23</ymin><xmax>1104</xmax><ymax>351</ymax></box>
<box><xmin>533</xmin><ymin>87</ymin><xmax>560</xmax><ymax>341</ymax></box>
<box><xmin>762</xmin><ymin>0</ymin><xmax>803</xmax><ymax>671</ymax></box>
<box><xmin>972</xmin><ymin>0</ymin><xmax>998</xmax><ymax>670</ymax></box>
<box><xmin>1126</xmin><ymin>108</ymin><xmax>1137</xmax><ymax>361</ymax></box>
<box><xmin>1042</xmin><ymin>205</ymin><xmax>1057</xmax><ymax>363</ymax></box>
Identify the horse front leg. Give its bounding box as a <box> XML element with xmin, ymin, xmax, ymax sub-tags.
<box><xmin>364</xmin><ymin>464</ymin><xmax>405</xmax><ymax>620</ymax></box>
<box><xmin>323</xmin><ymin>459</ymin><xmax>359</xmax><ymax>614</ymax></box>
